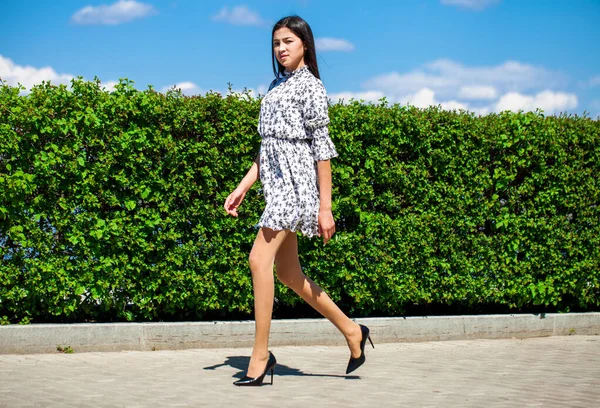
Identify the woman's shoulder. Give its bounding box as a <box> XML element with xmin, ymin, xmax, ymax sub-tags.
<box><xmin>298</xmin><ymin>68</ymin><xmax>327</xmax><ymax>94</ymax></box>
<box><xmin>266</xmin><ymin>66</ymin><xmax>327</xmax><ymax>96</ymax></box>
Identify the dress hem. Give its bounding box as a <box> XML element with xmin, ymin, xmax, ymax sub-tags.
<box><xmin>255</xmin><ymin>222</ymin><xmax>318</xmax><ymax>238</ymax></box>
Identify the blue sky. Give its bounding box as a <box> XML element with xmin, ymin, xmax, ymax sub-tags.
<box><xmin>1</xmin><ymin>0</ymin><xmax>599</xmax><ymax>117</ymax></box>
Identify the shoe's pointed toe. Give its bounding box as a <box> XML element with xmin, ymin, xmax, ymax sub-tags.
<box><xmin>233</xmin><ymin>376</ymin><xmax>260</xmax><ymax>386</ymax></box>
<box><xmin>233</xmin><ymin>351</ymin><xmax>277</xmax><ymax>386</ymax></box>
<box><xmin>345</xmin><ymin>324</ymin><xmax>374</xmax><ymax>375</ymax></box>
<box><xmin>345</xmin><ymin>354</ymin><xmax>365</xmax><ymax>374</ymax></box>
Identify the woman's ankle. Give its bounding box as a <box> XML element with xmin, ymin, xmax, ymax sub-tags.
<box><xmin>342</xmin><ymin>321</ymin><xmax>361</xmax><ymax>340</ymax></box>
<box><xmin>251</xmin><ymin>348</ymin><xmax>270</xmax><ymax>360</ymax></box>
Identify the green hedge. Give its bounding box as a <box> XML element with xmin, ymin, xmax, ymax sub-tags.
<box><xmin>1</xmin><ymin>77</ymin><xmax>599</xmax><ymax>324</ymax></box>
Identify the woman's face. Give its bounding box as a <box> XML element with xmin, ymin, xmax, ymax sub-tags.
<box><xmin>273</xmin><ymin>27</ymin><xmax>306</xmax><ymax>72</ymax></box>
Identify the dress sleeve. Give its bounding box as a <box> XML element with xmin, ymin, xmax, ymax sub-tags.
<box><xmin>303</xmin><ymin>80</ymin><xmax>338</xmax><ymax>161</ymax></box>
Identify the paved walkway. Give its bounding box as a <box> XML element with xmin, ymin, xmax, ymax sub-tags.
<box><xmin>0</xmin><ymin>335</ymin><xmax>598</xmax><ymax>407</ymax></box>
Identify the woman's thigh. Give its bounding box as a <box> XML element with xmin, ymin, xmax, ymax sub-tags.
<box><xmin>274</xmin><ymin>232</ymin><xmax>303</xmax><ymax>283</ymax></box>
<box><xmin>249</xmin><ymin>227</ymin><xmax>291</xmax><ymax>271</ymax></box>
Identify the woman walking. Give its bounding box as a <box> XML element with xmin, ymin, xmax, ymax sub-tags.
<box><xmin>224</xmin><ymin>15</ymin><xmax>373</xmax><ymax>387</ymax></box>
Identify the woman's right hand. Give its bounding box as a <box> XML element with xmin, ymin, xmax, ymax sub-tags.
<box><xmin>224</xmin><ymin>187</ymin><xmax>246</xmax><ymax>217</ymax></box>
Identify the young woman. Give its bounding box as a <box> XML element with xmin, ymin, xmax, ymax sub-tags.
<box><xmin>224</xmin><ymin>15</ymin><xmax>373</xmax><ymax>387</ymax></box>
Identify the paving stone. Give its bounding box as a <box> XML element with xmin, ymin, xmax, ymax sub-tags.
<box><xmin>0</xmin><ymin>336</ymin><xmax>598</xmax><ymax>407</ymax></box>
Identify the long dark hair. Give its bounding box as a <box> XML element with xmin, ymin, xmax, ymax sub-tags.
<box><xmin>271</xmin><ymin>16</ymin><xmax>320</xmax><ymax>79</ymax></box>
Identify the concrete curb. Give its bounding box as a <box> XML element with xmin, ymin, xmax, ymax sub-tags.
<box><xmin>1</xmin><ymin>313</ymin><xmax>598</xmax><ymax>354</ymax></box>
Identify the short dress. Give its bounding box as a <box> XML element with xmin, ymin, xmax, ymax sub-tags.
<box><xmin>256</xmin><ymin>65</ymin><xmax>338</xmax><ymax>237</ymax></box>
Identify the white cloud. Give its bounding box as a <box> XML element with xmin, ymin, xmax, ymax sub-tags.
<box><xmin>471</xmin><ymin>105</ymin><xmax>492</xmax><ymax>116</ymax></box>
<box><xmin>495</xmin><ymin>90</ymin><xmax>577</xmax><ymax>114</ymax></box>
<box><xmin>0</xmin><ymin>55</ymin><xmax>124</xmax><ymax>94</ymax></box>
<box><xmin>160</xmin><ymin>81</ymin><xmax>203</xmax><ymax>96</ymax></box>
<box><xmin>329</xmin><ymin>87</ymin><xmax>471</xmax><ymax>113</ymax></box>
<box><xmin>404</xmin><ymin>88</ymin><xmax>436</xmax><ymax>108</ymax></box>
<box><xmin>440</xmin><ymin>0</ymin><xmax>501</xmax><ymax>11</ymax></box>
<box><xmin>592</xmin><ymin>100</ymin><xmax>600</xmax><ymax>119</ymax></box>
<box><xmin>440</xmin><ymin>100</ymin><xmax>470</xmax><ymax>111</ymax></box>
<box><xmin>458</xmin><ymin>85</ymin><xmax>498</xmax><ymax>100</ymax></box>
<box><xmin>398</xmin><ymin>88</ymin><xmax>470</xmax><ymax>112</ymax></box>
<box><xmin>232</xmin><ymin>89</ymin><xmax>259</xmax><ymax>100</ymax></box>
<box><xmin>256</xmin><ymin>84</ymin><xmax>269</xmax><ymax>96</ymax></box>
<box><xmin>72</xmin><ymin>0</ymin><xmax>157</xmax><ymax>25</ymax></box>
<box><xmin>588</xmin><ymin>75</ymin><xmax>600</xmax><ymax>87</ymax></box>
<box><xmin>315</xmin><ymin>38</ymin><xmax>355</xmax><ymax>52</ymax></box>
<box><xmin>212</xmin><ymin>5</ymin><xmax>265</xmax><ymax>26</ymax></box>
<box><xmin>332</xmin><ymin>59</ymin><xmax>579</xmax><ymax>115</ymax></box>
<box><xmin>364</xmin><ymin>59</ymin><xmax>566</xmax><ymax>100</ymax></box>
<box><xmin>158</xmin><ymin>82</ymin><xmax>269</xmax><ymax>99</ymax></box>
<box><xmin>0</xmin><ymin>55</ymin><xmax>74</xmax><ymax>93</ymax></box>
<box><xmin>364</xmin><ymin>70</ymin><xmax>453</xmax><ymax>97</ymax></box>
<box><xmin>101</xmin><ymin>80</ymin><xmax>119</xmax><ymax>91</ymax></box>
<box><xmin>328</xmin><ymin>90</ymin><xmax>385</xmax><ymax>104</ymax></box>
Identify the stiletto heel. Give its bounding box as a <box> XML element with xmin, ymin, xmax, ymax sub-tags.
<box><xmin>233</xmin><ymin>351</ymin><xmax>277</xmax><ymax>386</ymax></box>
<box><xmin>346</xmin><ymin>324</ymin><xmax>373</xmax><ymax>374</ymax></box>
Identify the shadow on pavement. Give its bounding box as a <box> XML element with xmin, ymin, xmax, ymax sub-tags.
<box><xmin>203</xmin><ymin>355</ymin><xmax>360</xmax><ymax>380</ymax></box>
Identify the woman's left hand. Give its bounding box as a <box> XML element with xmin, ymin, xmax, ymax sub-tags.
<box><xmin>318</xmin><ymin>209</ymin><xmax>336</xmax><ymax>245</ymax></box>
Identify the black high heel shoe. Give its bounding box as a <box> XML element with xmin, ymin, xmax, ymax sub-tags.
<box><xmin>233</xmin><ymin>351</ymin><xmax>277</xmax><ymax>386</ymax></box>
<box><xmin>346</xmin><ymin>324</ymin><xmax>374</xmax><ymax>374</ymax></box>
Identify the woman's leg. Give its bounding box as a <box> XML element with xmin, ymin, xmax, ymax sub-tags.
<box><xmin>274</xmin><ymin>233</ymin><xmax>364</xmax><ymax>358</ymax></box>
<box><xmin>245</xmin><ymin>227</ymin><xmax>290</xmax><ymax>378</ymax></box>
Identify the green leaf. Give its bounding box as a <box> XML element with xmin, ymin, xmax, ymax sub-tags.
<box><xmin>141</xmin><ymin>188</ymin><xmax>151</xmax><ymax>200</ymax></box>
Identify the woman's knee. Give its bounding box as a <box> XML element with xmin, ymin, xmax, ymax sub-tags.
<box><xmin>248</xmin><ymin>250</ymin><xmax>267</xmax><ymax>274</ymax></box>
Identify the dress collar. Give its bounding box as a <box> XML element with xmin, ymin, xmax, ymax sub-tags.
<box><xmin>283</xmin><ymin>65</ymin><xmax>309</xmax><ymax>78</ymax></box>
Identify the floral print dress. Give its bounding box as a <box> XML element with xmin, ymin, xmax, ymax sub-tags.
<box><xmin>256</xmin><ymin>65</ymin><xmax>338</xmax><ymax>237</ymax></box>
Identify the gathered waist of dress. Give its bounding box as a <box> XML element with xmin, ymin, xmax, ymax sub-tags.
<box><xmin>261</xmin><ymin>134</ymin><xmax>311</xmax><ymax>143</ymax></box>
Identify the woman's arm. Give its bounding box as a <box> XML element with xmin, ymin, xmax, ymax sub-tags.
<box><xmin>238</xmin><ymin>154</ymin><xmax>260</xmax><ymax>193</ymax></box>
<box><xmin>224</xmin><ymin>154</ymin><xmax>260</xmax><ymax>217</ymax></box>
<box><xmin>317</xmin><ymin>159</ymin><xmax>335</xmax><ymax>244</ymax></box>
